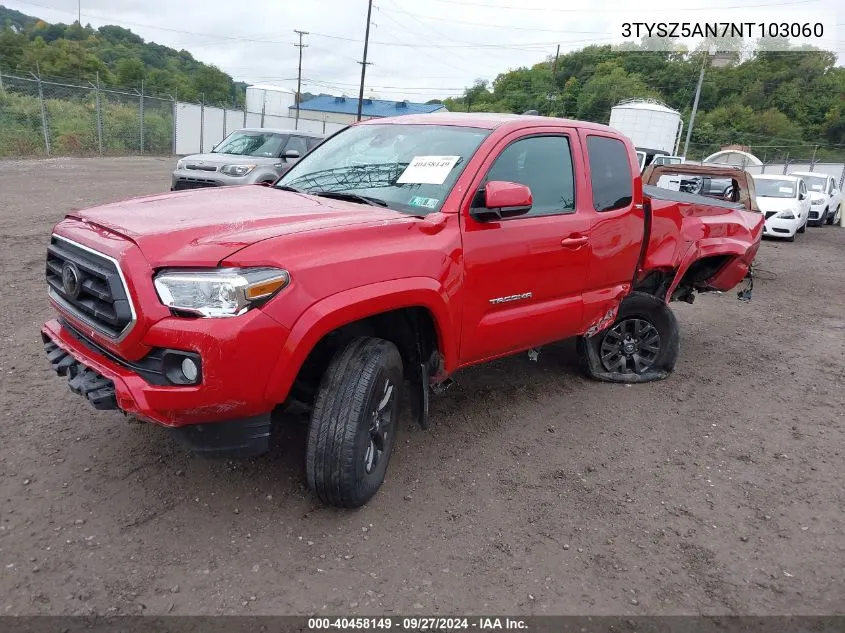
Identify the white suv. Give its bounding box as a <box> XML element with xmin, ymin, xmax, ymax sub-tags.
<box><xmin>790</xmin><ymin>171</ymin><xmax>842</xmax><ymax>227</ymax></box>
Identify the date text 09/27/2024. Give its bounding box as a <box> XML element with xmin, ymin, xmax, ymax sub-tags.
<box><xmin>307</xmin><ymin>617</ymin><xmax>528</xmax><ymax>630</ymax></box>
<box><xmin>622</xmin><ymin>22</ymin><xmax>824</xmax><ymax>39</ymax></box>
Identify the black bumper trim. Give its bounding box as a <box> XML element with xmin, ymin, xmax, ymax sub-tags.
<box><xmin>59</xmin><ymin>318</ymin><xmax>200</xmax><ymax>386</ymax></box>
<box><xmin>43</xmin><ymin>337</ymin><xmax>118</xmax><ymax>410</ymax></box>
<box><xmin>171</xmin><ymin>415</ymin><xmax>272</xmax><ymax>459</ymax></box>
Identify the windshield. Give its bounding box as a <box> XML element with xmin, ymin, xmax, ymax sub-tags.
<box><xmin>213</xmin><ymin>131</ymin><xmax>287</xmax><ymax>157</ymax></box>
<box><xmin>797</xmin><ymin>175</ymin><xmax>827</xmax><ymax>192</ymax></box>
<box><xmin>754</xmin><ymin>178</ymin><xmax>797</xmax><ymax>199</ymax></box>
<box><xmin>276</xmin><ymin>124</ymin><xmax>490</xmax><ymax>214</ymax></box>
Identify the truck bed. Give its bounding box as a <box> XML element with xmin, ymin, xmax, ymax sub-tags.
<box><xmin>643</xmin><ymin>184</ymin><xmax>743</xmax><ymax>211</ymax></box>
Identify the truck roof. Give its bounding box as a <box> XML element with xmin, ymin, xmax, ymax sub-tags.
<box><xmin>359</xmin><ymin>112</ymin><xmax>621</xmax><ymax>135</ymax></box>
<box><xmin>237</xmin><ymin>127</ymin><xmax>324</xmax><ymax>137</ymax></box>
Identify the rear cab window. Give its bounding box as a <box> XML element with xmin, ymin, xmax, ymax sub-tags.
<box><xmin>586</xmin><ymin>135</ymin><xmax>634</xmax><ymax>212</ymax></box>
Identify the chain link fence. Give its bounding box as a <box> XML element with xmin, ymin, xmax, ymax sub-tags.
<box><xmin>0</xmin><ymin>70</ymin><xmax>176</xmax><ymax>157</ymax></box>
<box><xmin>1</xmin><ymin>70</ymin><xmax>347</xmax><ymax>159</ymax></box>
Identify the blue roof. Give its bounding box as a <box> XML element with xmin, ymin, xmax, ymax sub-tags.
<box><xmin>293</xmin><ymin>95</ymin><xmax>447</xmax><ymax>118</ymax></box>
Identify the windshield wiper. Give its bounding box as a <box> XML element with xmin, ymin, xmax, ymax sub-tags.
<box><xmin>309</xmin><ymin>190</ymin><xmax>389</xmax><ymax>208</ymax></box>
<box><xmin>276</xmin><ymin>185</ymin><xmax>303</xmax><ymax>193</ymax></box>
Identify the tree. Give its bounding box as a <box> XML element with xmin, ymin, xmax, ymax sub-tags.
<box><xmin>576</xmin><ymin>61</ymin><xmax>656</xmax><ymax>122</ymax></box>
<box><xmin>115</xmin><ymin>57</ymin><xmax>145</xmax><ymax>87</ymax></box>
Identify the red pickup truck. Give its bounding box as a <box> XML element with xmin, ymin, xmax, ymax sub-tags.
<box><xmin>42</xmin><ymin>113</ymin><xmax>762</xmax><ymax>507</ymax></box>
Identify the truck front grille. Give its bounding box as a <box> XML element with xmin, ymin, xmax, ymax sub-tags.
<box><xmin>46</xmin><ymin>235</ymin><xmax>135</xmax><ymax>340</ymax></box>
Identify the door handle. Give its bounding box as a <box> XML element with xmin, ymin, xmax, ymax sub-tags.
<box><xmin>560</xmin><ymin>235</ymin><xmax>589</xmax><ymax>249</ymax></box>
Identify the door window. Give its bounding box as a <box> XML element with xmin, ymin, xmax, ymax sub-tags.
<box><xmin>284</xmin><ymin>136</ymin><xmax>308</xmax><ymax>157</ymax></box>
<box><xmin>587</xmin><ymin>135</ymin><xmax>633</xmax><ymax>212</ymax></box>
<box><xmin>482</xmin><ymin>135</ymin><xmax>576</xmax><ymax>217</ymax></box>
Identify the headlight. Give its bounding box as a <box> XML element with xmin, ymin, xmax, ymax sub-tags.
<box><xmin>176</xmin><ymin>158</ymin><xmax>186</xmax><ymax>170</ymax></box>
<box><xmin>154</xmin><ymin>268</ymin><xmax>290</xmax><ymax>317</ymax></box>
<box><xmin>220</xmin><ymin>164</ymin><xmax>256</xmax><ymax>177</ymax></box>
<box><xmin>776</xmin><ymin>210</ymin><xmax>796</xmax><ymax>219</ymax></box>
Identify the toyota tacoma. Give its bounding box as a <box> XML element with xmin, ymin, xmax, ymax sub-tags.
<box><xmin>42</xmin><ymin>113</ymin><xmax>763</xmax><ymax>507</ymax></box>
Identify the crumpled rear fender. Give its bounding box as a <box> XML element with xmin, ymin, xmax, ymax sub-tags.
<box><xmin>665</xmin><ymin>237</ymin><xmax>756</xmax><ymax>302</ymax></box>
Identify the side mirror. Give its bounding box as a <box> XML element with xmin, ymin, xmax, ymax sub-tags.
<box><xmin>283</xmin><ymin>149</ymin><xmax>301</xmax><ymax>161</ymax></box>
<box><xmin>799</xmin><ymin>192</ymin><xmax>807</xmax><ymax>201</ymax></box>
<box><xmin>470</xmin><ymin>181</ymin><xmax>533</xmax><ymax>222</ymax></box>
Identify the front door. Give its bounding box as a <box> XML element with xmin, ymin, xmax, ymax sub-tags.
<box><xmin>459</xmin><ymin>130</ymin><xmax>591</xmax><ymax>364</ymax></box>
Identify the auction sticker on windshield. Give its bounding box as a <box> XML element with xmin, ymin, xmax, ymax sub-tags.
<box><xmin>397</xmin><ymin>156</ymin><xmax>461</xmax><ymax>185</ymax></box>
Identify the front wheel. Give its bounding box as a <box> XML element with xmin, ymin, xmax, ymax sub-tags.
<box><xmin>577</xmin><ymin>292</ymin><xmax>680</xmax><ymax>384</ymax></box>
<box><xmin>798</xmin><ymin>220</ymin><xmax>807</xmax><ymax>233</ymax></box>
<box><xmin>306</xmin><ymin>337</ymin><xmax>403</xmax><ymax>508</ymax></box>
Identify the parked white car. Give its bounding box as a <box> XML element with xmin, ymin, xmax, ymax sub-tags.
<box><xmin>753</xmin><ymin>174</ymin><xmax>811</xmax><ymax>242</ymax></box>
<box><xmin>790</xmin><ymin>171</ymin><xmax>842</xmax><ymax>226</ymax></box>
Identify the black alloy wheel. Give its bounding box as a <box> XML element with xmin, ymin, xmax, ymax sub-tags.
<box><xmin>599</xmin><ymin>318</ymin><xmax>662</xmax><ymax>375</ymax></box>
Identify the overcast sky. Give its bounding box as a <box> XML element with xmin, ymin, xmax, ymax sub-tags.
<box><xmin>4</xmin><ymin>0</ymin><xmax>843</xmax><ymax>101</ymax></box>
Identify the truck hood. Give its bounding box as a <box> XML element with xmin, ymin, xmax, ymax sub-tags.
<box><xmin>755</xmin><ymin>196</ymin><xmax>799</xmax><ymax>213</ymax></box>
<box><xmin>179</xmin><ymin>152</ymin><xmax>282</xmax><ymax>168</ymax></box>
<box><xmin>67</xmin><ymin>186</ymin><xmax>414</xmax><ymax>267</ymax></box>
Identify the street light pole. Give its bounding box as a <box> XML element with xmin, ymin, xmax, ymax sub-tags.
<box><xmin>682</xmin><ymin>55</ymin><xmax>707</xmax><ymax>159</ymax></box>
<box><xmin>682</xmin><ymin>47</ymin><xmax>731</xmax><ymax>159</ymax></box>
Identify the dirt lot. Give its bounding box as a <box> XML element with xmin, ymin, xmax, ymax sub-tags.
<box><xmin>1</xmin><ymin>157</ymin><xmax>844</xmax><ymax>616</ymax></box>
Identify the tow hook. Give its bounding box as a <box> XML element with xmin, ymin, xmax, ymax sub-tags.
<box><xmin>737</xmin><ymin>267</ymin><xmax>754</xmax><ymax>302</ymax></box>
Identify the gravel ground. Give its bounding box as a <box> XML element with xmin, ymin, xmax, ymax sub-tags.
<box><xmin>1</xmin><ymin>157</ymin><xmax>844</xmax><ymax>616</ymax></box>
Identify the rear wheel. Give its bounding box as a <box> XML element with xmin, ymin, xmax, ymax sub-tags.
<box><xmin>577</xmin><ymin>292</ymin><xmax>679</xmax><ymax>383</ymax></box>
<box><xmin>306</xmin><ymin>337</ymin><xmax>402</xmax><ymax>508</ymax></box>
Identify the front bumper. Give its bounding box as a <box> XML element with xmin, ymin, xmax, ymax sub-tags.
<box><xmin>170</xmin><ymin>168</ymin><xmax>274</xmax><ymax>190</ymax></box>
<box><xmin>762</xmin><ymin>215</ymin><xmax>801</xmax><ymax>238</ymax></box>
<box><xmin>41</xmin><ymin>308</ymin><xmax>286</xmax><ymax>428</ymax></box>
<box><xmin>808</xmin><ymin>204</ymin><xmax>826</xmax><ymax>222</ymax></box>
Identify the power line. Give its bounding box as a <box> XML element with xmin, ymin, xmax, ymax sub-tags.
<box><xmin>424</xmin><ymin>0</ymin><xmax>821</xmax><ymax>12</ymax></box>
<box><xmin>381</xmin><ymin>5</ymin><xmax>609</xmax><ymax>34</ymax></box>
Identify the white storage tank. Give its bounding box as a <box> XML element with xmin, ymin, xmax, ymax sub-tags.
<box><xmin>609</xmin><ymin>99</ymin><xmax>683</xmax><ymax>156</ymax></box>
<box><xmin>246</xmin><ymin>84</ymin><xmax>296</xmax><ymax>116</ymax></box>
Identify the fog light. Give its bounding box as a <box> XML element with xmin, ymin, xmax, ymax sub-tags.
<box><xmin>181</xmin><ymin>357</ymin><xmax>199</xmax><ymax>383</ymax></box>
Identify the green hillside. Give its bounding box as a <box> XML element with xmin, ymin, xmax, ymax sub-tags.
<box><xmin>0</xmin><ymin>5</ymin><xmax>245</xmax><ymax>104</ymax></box>
<box><xmin>442</xmin><ymin>43</ymin><xmax>845</xmax><ymax>162</ymax></box>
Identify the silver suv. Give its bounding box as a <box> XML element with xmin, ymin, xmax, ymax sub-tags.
<box><xmin>171</xmin><ymin>128</ymin><xmax>325</xmax><ymax>191</ymax></box>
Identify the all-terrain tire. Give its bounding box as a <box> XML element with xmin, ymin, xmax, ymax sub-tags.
<box><xmin>577</xmin><ymin>292</ymin><xmax>680</xmax><ymax>384</ymax></box>
<box><xmin>306</xmin><ymin>337</ymin><xmax>403</xmax><ymax>508</ymax></box>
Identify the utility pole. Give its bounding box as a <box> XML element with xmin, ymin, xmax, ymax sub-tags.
<box><xmin>294</xmin><ymin>30</ymin><xmax>308</xmax><ymax>129</ymax></box>
<box><xmin>552</xmin><ymin>44</ymin><xmax>560</xmax><ymax>75</ymax></box>
<box><xmin>77</xmin><ymin>0</ymin><xmax>81</xmax><ymax>25</ymax></box>
<box><xmin>356</xmin><ymin>0</ymin><xmax>374</xmax><ymax>122</ymax></box>
<box><xmin>682</xmin><ymin>54</ymin><xmax>707</xmax><ymax>159</ymax></box>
